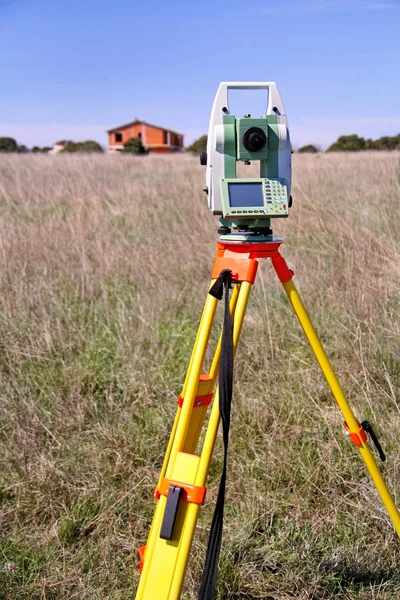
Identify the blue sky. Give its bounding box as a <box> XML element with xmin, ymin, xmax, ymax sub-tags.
<box><xmin>0</xmin><ymin>0</ymin><xmax>399</xmax><ymax>149</ymax></box>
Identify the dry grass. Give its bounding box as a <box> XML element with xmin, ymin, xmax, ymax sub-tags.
<box><xmin>0</xmin><ymin>151</ymin><xmax>399</xmax><ymax>599</ymax></box>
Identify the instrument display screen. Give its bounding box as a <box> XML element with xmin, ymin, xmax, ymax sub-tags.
<box><xmin>228</xmin><ymin>182</ymin><xmax>264</xmax><ymax>207</ymax></box>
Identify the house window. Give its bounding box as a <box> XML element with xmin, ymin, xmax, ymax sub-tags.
<box><xmin>138</xmin><ymin>132</ymin><xmax>142</xmax><ymax>139</ymax></box>
<box><xmin>115</xmin><ymin>133</ymin><xmax>123</xmax><ymax>142</ymax></box>
<box><xmin>164</xmin><ymin>131</ymin><xmax>168</xmax><ymax>144</ymax></box>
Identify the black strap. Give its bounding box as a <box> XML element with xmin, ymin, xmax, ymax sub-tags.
<box><xmin>361</xmin><ymin>420</ymin><xmax>386</xmax><ymax>462</ymax></box>
<box><xmin>198</xmin><ymin>270</ymin><xmax>234</xmax><ymax>600</ymax></box>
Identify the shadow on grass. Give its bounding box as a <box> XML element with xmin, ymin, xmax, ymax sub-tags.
<box><xmin>315</xmin><ymin>557</ymin><xmax>396</xmax><ymax>598</ymax></box>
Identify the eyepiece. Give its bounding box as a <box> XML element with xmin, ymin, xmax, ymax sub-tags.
<box><xmin>242</xmin><ymin>127</ymin><xmax>267</xmax><ymax>152</ymax></box>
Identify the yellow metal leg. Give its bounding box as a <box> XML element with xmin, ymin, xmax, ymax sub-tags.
<box><xmin>282</xmin><ymin>278</ymin><xmax>400</xmax><ymax>535</ymax></box>
<box><xmin>136</xmin><ymin>290</ymin><xmax>219</xmax><ymax>600</ymax></box>
<box><xmin>164</xmin><ymin>282</ymin><xmax>253</xmax><ymax>599</ymax></box>
<box><xmin>135</xmin><ymin>282</ymin><xmax>252</xmax><ymax>599</ymax></box>
<box><xmin>182</xmin><ymin>284</ymin><xmax>240</xmax><ymax>455</ymax></box>
<box><xmin>197</xmin><ymin>281</ymin><xmax>252</xmax><ymax>484</ymax></box>
<box><xmin>155</xmin><ymin>280</ymin><xmax>218</xmax><ymax>492</ymax></box>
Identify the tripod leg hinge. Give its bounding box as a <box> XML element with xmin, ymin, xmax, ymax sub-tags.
<box><xmin>344</xmin><ymin>421</ymin><xmax>368</xmax><ymax>446</ymax></box>
<box><xmin>154</xmin><ymin>478</ymin><xmax>207</xmax><ymax>505</ymax></box>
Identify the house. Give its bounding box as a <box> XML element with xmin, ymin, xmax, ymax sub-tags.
<box><xmin>49</xmin><ymin>140</ymin><xmax>73</xmax><ymax>154</ymax></box>
<box><xmin>107</xmin><ymin>120</ymin><xmax>184</xmax><ymax>153</ymax></box>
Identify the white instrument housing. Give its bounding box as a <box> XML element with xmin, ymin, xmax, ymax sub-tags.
<box><xmin>205</xmin><ymin>82</ymin><xmax>292</xmax><ymax>214</ymax></box>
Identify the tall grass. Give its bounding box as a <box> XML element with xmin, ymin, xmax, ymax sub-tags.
<box><xmin>0</xmin><ymin>152</ymin><xmax>399</xmax><ymax>599</ymax></box>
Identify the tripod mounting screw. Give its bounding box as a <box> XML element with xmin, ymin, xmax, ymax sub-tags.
<box><xmin>200</xmin><ymin>152</ymin><xmax>207</xmax><ymax>166</ymax></box>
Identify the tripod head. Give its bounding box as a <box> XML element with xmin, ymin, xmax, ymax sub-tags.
<box><xmin>201</xmin><ymin>82</ymin><xmax>292</xmax><ymax>241</ymax></box>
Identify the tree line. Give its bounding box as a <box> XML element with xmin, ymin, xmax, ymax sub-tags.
<box><xmin>186</xmin><ymin>133</ymin><xmax>400</xmax><ymax>154</ymax></box>
<box><xmin>2</xmin><ymin>132</ymin><xmax>400</xmax><ymax>155</ymax></box>
<box><xmin>0</xmin><ymin>137</ymin><xmax>148</xmax><ymax>154</ymax></box>
<box><xmin>0</xmin><ymin>138</ymin><xmax>104</xmax><ymax>153</ymax></box>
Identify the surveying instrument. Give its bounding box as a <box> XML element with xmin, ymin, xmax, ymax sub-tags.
<box><xmin>135</xmin><ymin>83</ymin><xmax>400</xmax><ymax>600</ymax></box>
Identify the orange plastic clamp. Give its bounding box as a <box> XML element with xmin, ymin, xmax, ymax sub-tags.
<box><xmin>177</xmin><ymin>393</ymin><xmax>213</xmax><ymax>408</ymax></box>
<box><xmin>344</xmin><ymin>421</ymin><xmax>368</xmax><ymax>446</ymax></box>
<box><xmin>138</xmin><ymin>545</ymin><xmax>146</xmax><ymax>573</ymax></box>
<box><xmin>211</xmin><ymin>254</ymin><xmax>258</xmax><ymax>284</ymax></box>
<box><xmin>271</xmin><ymin>254</ymin><xmax>294</xmax><ymax>283</ymax></box>
<box><xmin>211</xmin><ymin>240</ymin><xmax>293</xmax><ymax>284</ymax></box>
<box><xmin>154</xmin><ymin>478</ymin><xmax>207</xmax><ymax>505</ymax></box>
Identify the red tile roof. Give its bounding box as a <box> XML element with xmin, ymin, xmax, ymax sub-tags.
<box><xmin>107</xmin><ymin>120</ymin><xmax>182</xmax><ymax>136</ymax></box>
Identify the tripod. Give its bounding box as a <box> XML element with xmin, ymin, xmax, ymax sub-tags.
<box><xmin>135</xmin><ymin>237</ymin><xmax>400</xmax><ymax>600</ymax></box>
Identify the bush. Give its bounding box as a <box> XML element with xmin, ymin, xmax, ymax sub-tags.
<box><xmin>366</xmin><ymin>134</ymin><xmax>400</xmax><ymax>151</ymax></box>
<box><xmin>327</xmin><ymin>134</ymin><xmax>366</xmax><ymax>152</ymax></box>
<box><xmin>122</xmin><ymin>137</ymin><xmax>147</xmax><ymax>154</ymax></box>
<box><xmin>297</xmin><ymin>144</ymin><xmax>319</xmax><ymax>153</ymax></box>
<box><xmin>62</xmin><ymin>140</ymin><xmax>103</xmax><ymax>153</ymax></box>
<box><xmin>0</xmin><ymin>137</ymin><xmax>18</xmax><ymax>153</ymax></box>
<box><xmin>186</xmin><ymin>135</ymin><xmax>207</xmax><ymax>154</ymax></box>
<box><xmin>32</xmin><ymin>146</ymin><xmax>52</xmax><ymax>154</ymax></box>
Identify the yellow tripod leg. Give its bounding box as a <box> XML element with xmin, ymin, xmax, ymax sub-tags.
<box><xmin>168</xmin><ymin>281</ymin><xmax>253</xmax><ymax>600</ymax></box>
<box><xmin>135</xmin><ymin>290</ymin><xmax>219</xmax><ymax>600</ymax></box>
<box><xmin>182</xmin><ymin>284</ymin><xmax>240</xmax><ymax>456</ymax></box>
<box><xmin>153</xmin><ymin>282</ymin><xmax>240</xmax><ymax>496</ymax></box>
<box><xmin>281</xmin><ymin>277</ymin><xmax>400</xmax><ymax>535</ymax></box>
<box><xmin>135</xmin><ymin>281</ymin><xmax>252</xmax><ymax>600</ymax></box>
<box><xmin>155</xmin><ymin>280</ymin><xmax>220</xmax><ymax>494</ymax></box>
<box><xmin>197</xmin><ymin>281</ymin><xmax>252</xmax><ymax>483</ymax></box>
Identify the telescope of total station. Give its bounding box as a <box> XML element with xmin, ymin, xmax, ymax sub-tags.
<box><xmin>134</xmin><ymin>82</ymin><xmax>400</xmax><ymax>600</ymax></box>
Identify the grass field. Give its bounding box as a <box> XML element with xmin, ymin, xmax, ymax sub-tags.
<box><xmin>0</xmin><ymin>151</ymin><xmax>399</xmax><ymax>599</ymax></box>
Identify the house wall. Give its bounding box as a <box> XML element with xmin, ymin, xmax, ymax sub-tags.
<box><xmin>144</xmin><ymin>125</ymin><xmax>164</xmax><ymax>145</ymax></box>
<box><xmin>108</xmin><ymin>125</ymin><xmax>141</xmax><ymax>147</ymax></box>
<box><xmin>108</xmin><ymin>124</ymin><xmax>184</xmax><ymax>152</ymax></box>
<box><xmin>151</xmin><ymin>147</ymin><xmax>170</xmax><ymax>154</ymax></box>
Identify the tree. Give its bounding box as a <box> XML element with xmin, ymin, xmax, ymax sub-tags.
<box><xmin>32</xmin><ymin>146</ymin><xmax>52</xmax><ymax>153</ymax></box>
<box><xmin>122</xmin><ymin>137</ymin><xmax>147</xmax><ymax>154</ymax></box>
<box><xmin>186</xmin><ymin>135</ymin><xmax>207</xmax><ymax>154</ymax></box>
<box><xmin>62</xmin><ymin>140</ymin><xmax>103</xmax><ymax>153</ymax></box>
<box><xmin>297</xmin><ymin>144</ymin><xmax>319</xmax><ymax>153</ymax></box>
<box><xmin>327</xmin><ymin>134</ymin><xmax>366</xmax><ymax>152</ymax></box>
<box><xmin>0</xmin><ymin>137</ymin><xmax>18</xmax><ymax>153</ymax></box>
<box><xmin>369</xmin><ymin>134</ymin><xmax>400</xmax><ymax>151</ymax></box>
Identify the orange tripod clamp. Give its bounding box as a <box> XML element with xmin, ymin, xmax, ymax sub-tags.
<box><xmin>212</xmin><ymin>240</ymin><xmax>294</xmax><ymax>284</ymax></box>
